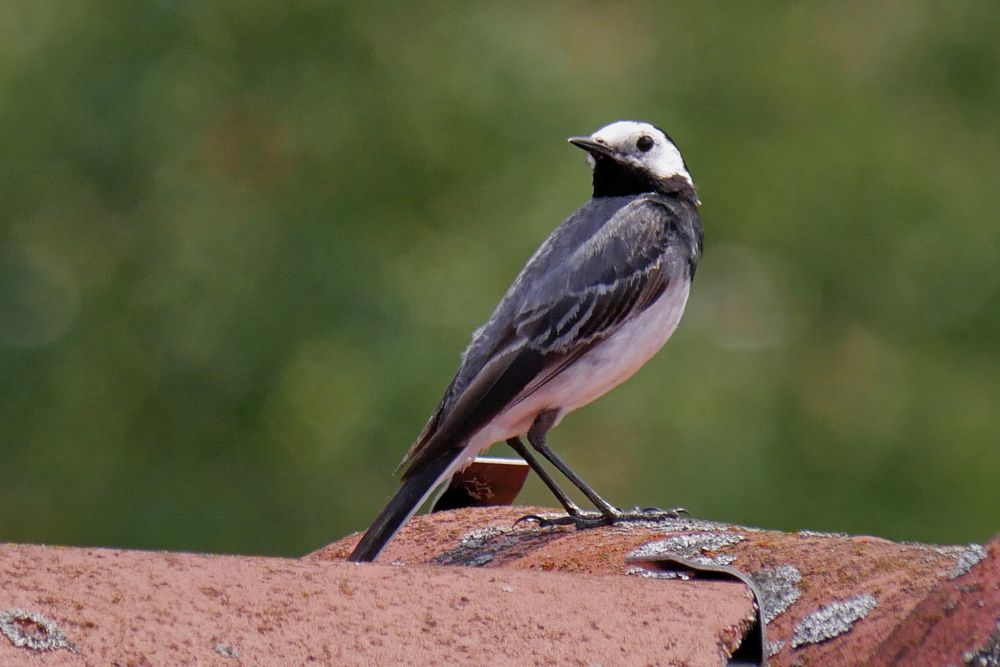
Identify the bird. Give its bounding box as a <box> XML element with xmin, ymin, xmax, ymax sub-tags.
<box><xmin>348</xmin><ymin>120</ymin><xmax>703</xmax><ymax>562</ymax></box>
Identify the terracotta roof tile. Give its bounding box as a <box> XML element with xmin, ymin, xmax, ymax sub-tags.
<box><xmin>318</xmin><ymin>505</ymin><xmax>998</xmax><ymax>666</ymax></box>
<box><xmin>1</xmin><ymin>505</ymin><xmax>996</xmax><ymax>665</ymax></box>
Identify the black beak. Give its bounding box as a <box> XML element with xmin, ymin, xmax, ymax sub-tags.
<box><xmin>568</xmin><ymin>136</ymin><xmax>614</xmax><ymax>158</ymax></box>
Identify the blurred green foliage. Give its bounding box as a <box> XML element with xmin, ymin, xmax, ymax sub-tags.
<box><xmin>1</xmin><ymin>2</ymin><xmax>998</xmax><ymax>555</ymax></box>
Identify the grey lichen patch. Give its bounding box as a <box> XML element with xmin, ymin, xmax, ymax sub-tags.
<box><xmin>432</xmin><ymin>523</ymin><xmax>550</xmax><ymax>566</ymax></box>
<box><xmin>749</xmin><ymin>565</ymin><xmax>803</xmax><ymax>624</ymax></box>
<box><xmin>949</xmin><ymin>543</ymin><xmax>988</xmax><ymax>580</ymax></box>
<box><xmin>0</xmin><ymin>609</ymin><xmax>72</xmax><ymax>652</ymax></box>
<box><xmin>624</xmin><ymin>565</ymin><xmax>689</xmax><ymax>581</ymax></box>
<box><xmin>608</xmin><ymin>516</ymin><xmax>732</xmax><ymax>534</ymax></box>
<box><xmin>458</xmin><ymin>526</ymin><xmax>506</xmax><ymax>549</ymax></box>
<box><xmin>629</xmin><ymin>532</ymin><xmax>744</xmax><ymax>567</ymax></box>
<box><xmin>962</xmin><ymin>620</ymin><xmax>1000</xmax><ymax>666</ymax></box>
<box><xmin>214</xmin><ymin>642</ymin><xmax>240</xmax><ymax>659</ymax></box>
<box><xmin>767</xmin><ymin>640</ymin><xmax>785</xmax><ymax>657</ymax></box>
<box><xmin>791</xmin><ymin>594</ymin><xmax>878</xmax><ymax>648</ymax></box>
<box><xmin>797</xmin><ymin>529</ymin><xmax>848</xmax><ymax>539</ymax></box>
<box><xmin>920</xmin><ymin>542</ymin><xmax>989</xmax><ymax>579</ymax></box>
<box><xmin>466</xmin><ymin>553</ymin><xmax>495</xmax><ymax>567</ymax></box>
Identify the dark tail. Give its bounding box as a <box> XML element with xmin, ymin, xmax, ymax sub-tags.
<box><xmin>347</xmin><ymin>450</ymin><xmax>461</xmax><ymax>562</ymax></box>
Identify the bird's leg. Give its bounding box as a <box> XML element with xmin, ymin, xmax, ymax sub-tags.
<box><xmin>524</xmin><ymin>410</ymin><xmax>620</xmax><ymax>526</ymax></box>
<box><xmin>506</xmin><ymin>438</ymin><xmax>585</xmax><ymax>526</ymax></box>
<box><xmin>524</xmin><ymin>409</ymin><xmax>687</xmax><ymax>528</ymax></box>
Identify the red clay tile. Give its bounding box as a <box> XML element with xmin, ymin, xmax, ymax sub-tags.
<box><xmin>1</xmin><ymin>505</ymin><xmax>993</xmax><ymax>666</ymax></box>
<box><xmin>0</xmin><ymin>539</ymin><xmax>753</xmax><ymax>666</ymax></box>
<box><xmin>871</xmin><ymin>535</ymin><xmax>1000</xmax><ymax>665</ymax></box>
<box><xmin>321</xmin><ymin>505</ymin><xmax>995</xmax><ymax>666</ymax></box>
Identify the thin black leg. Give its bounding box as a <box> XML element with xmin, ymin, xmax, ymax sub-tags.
<box><xmin>506</xmin><ymin>437</ymin><xmax>583</xmax><ymax>517</ymax></box>
<box><xmin>508</xmin><ymin>409</ymin><xmax>687</xmax><ymax>529</ymax></box>
<box><xmin>526</xmin><ymin>410</ymin><xmax>619</xmax><ymax>520</ymax></box>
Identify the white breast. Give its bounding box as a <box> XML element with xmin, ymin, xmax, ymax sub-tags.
<box><xmin>460</xmin><ymin>279</ymin><xmax>692</xmax><ymax>465</ymax></box>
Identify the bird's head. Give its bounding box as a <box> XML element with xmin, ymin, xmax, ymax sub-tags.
<box><xmin>569</xmin><ymin>121</ymin><xmax>698</xmax><ymax>203</ymax></box>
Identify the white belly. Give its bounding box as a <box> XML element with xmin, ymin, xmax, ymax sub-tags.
<box><xmin>459</xmin><ymin>279</ymin><xmax>692</xmax><ymax>465</ymax></box>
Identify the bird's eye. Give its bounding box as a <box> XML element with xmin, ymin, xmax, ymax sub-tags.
<box><xmin>636</xmin><ymin>135</ymin><xmax>655</xmax><ymax>152</ymax></box>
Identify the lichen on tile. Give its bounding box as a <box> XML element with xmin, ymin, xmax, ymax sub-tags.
<box><xmin>796</xmin><ymin>529</ymin><xmax>848</xmax><ymax>538</ymax></box>
<box><xmin>948</xmin><ymin>543</ymin><xmax>988</xmax><ymax>580</ymax></box>
<box><xmin>432</xmin><ymin>523</ymin><xmax>543</xmax><ymax>566</ymax></box>
<box><xmin>962</xmin><ymin>619</ymin><xmax>1000</xmax><ymax>666</ymax></box>
<box><xmin>750</xmin><ymin>565</ymin><xmax>803</xmax><ymax>624</ymax></box>
<box><xmin>629</xmin><ymin>532</ymin><xmax>745</xmax><ymax>567</ymax></box>
<box><xmin>0</xmin><ymin>609</ymin><xmax>73</xmax><ymax>653</ymax></box>
<box><xmin>792</xmin><ymin>594</ymin><xmax>878</xmax><ymax>648</ymax></box>
<box><xmin>609</xmin><ymin>516</ymin><xmax>733</xmax><ymax>534</ymax></box>
<box><xmin>624</xmin><ymin>565</ymin><xmax>688</xmax><ymax>580</ymax></box>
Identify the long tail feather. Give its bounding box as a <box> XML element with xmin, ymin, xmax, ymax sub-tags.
<box><xmin>347</xmin><ymin>450</ymin><xmax>462</xmax><ymax>562</ymax></box>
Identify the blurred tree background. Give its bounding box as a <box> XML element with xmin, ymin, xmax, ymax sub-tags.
<box><xmin>1</xmin><ymin>1</ymin><xmax>998</xmax><ymax>555</ymax></box>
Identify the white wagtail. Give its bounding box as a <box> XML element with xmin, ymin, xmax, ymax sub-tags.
<box><xmin>348</xmin><ymin>121</ymin><xmax>703</xmax><ymax>562</ymax></box>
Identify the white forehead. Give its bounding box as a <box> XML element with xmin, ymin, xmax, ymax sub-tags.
<box><xmin>590</xmin><ymin>120</ymin><xmax>691</xmax><ymax>185</ymax></box>
<box><xmin>591</xmin><ymin>120</ymin><xmax>664</xmax><ymax>144</ymax></box>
